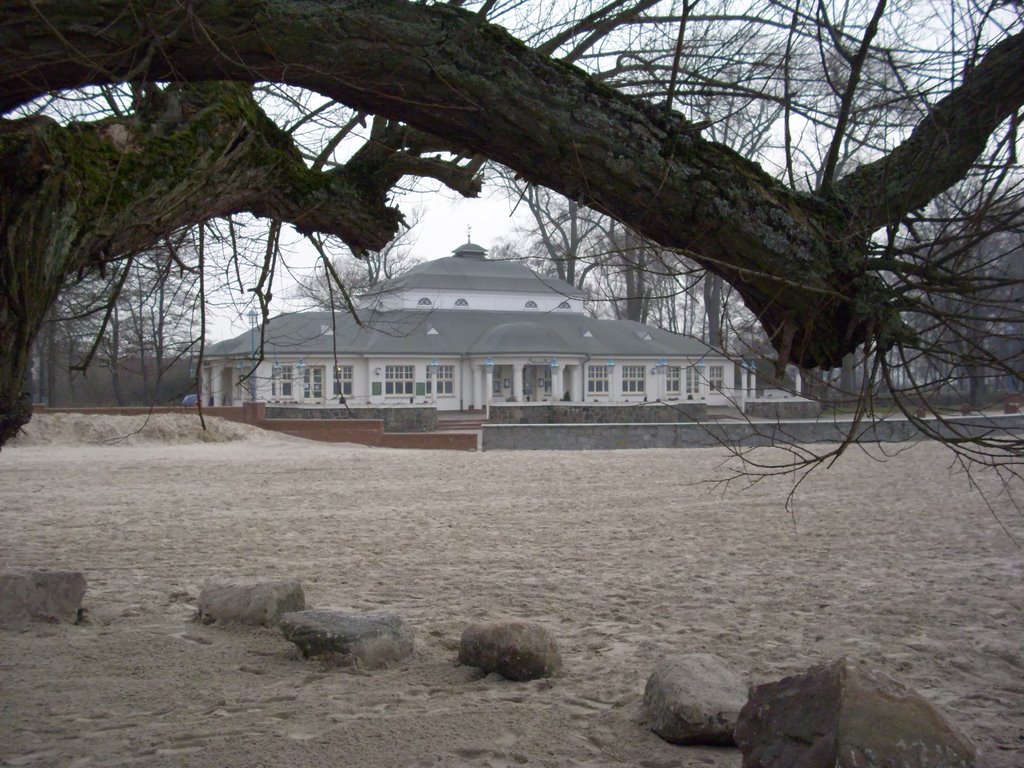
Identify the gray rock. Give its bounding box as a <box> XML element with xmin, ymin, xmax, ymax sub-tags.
<box><xmin>643</xmin><ymin>653</ymin><xmax>747</xmax><ymax>745</ymax></box>
<box><xmin>0</xmin><ymin>567</ymin><xmax>87</xmax><ymax>627</ymax></box>
<box><xmin>458</xmin><ymin>621</ymin><xmax>561</xmax><ymax>681</ymax></box>
<box><xmin>735</xmin><ymin>658</ymin><xmax>981</xmax><ymax>768</ymax></box>
<box><xmin>279</xmin><ymin>609</ymin><xmax>414</xmax><ymax>669</ymax></box>
<box><xmin>197</xmin><ymin>578</ymin><xmax>305</xmax><ymax>626</ymax></box>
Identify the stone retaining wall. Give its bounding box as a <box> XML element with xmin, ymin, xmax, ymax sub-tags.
<box><xmin>743</xmin><ymin>400</ymin><xmax>828</xmax><ymax>420</ymax></box>
<box><xmin>488</xmin><ymin>402</ymin><xmax>706</xmax><ymax>425</ymax></box>
<box><xmin>481</xmin><ymin>414</ymin><xmax>1024</xmax><ymax>451</ymax></box>
<box><xmin>266</xmin><ymin>405</ymin><xmax>436</xmax><ymax>433</ymax></box>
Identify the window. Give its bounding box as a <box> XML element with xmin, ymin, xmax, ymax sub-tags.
<box><xmin>427</xmin><ymin>364</ymin><xmax>454</xmax><ymax>395</ymax></box>
<box><xmin>685</xmin><ymin>366</ymin><xmax>700</xmax><ymax>396</ymax></box>
<box><xmin>622</xmin><ymin>365</ymin><xmax>646</xmax><ymax>393</ymax></box>
<box><xmin>709</xmin><ymin>364</ymin><xmax>725</xmax><ymax>392</ymax></box>
<box><xmin>334</xmin><ymin>365</ymin><xmax>353</xmax><ymax>397</ymax></box>
<box><xmin>666</xmin><ymin>366</ymin><xmax>681</xmax><ymax>394</ymax></box>
<box><xmin>454</xmin><ymin>298</ymin><xmax>469</xmax><ymax>307</ymax></box>
<box><xmin>587</xmin><ymin>365</ymin><xmax>609</xmax><ymax>394</ymax></box>
<box><xmin>556</xmin><ymin>301</ymin><xmax>570</xmax><ymax>310</ymax></box>
<box><xmin>303</xmin><ymin>366</ymin><xmax>324</xmax><ymax>399</ymax></box>
<box><xmin>524</xmin><ymin>300</ymin><xmax>538</xmax><ymax>309</ymax></box>
<box><xmin>417</xmin><ymin>297</ymin><xmax>432</xmax><ymax>306</ymax></box>
<box><xmin>385</xmin><ymin>365</ymin><xmax>415</xmax><ymax>395</ymax></box>
<box><xmin>272</xmin><ymin>365</ymin><xmax>293</xmax><ymax>398</ymax></box>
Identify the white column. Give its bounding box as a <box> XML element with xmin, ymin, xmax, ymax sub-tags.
<box><xmin>470</xmin><ymin>364</ymin><xmax>479</xmax><ymax>410</ymax></box>
<box><xmin>608</xmin><ymin>364</ymin><xmax>619</xmax><ymax>402</ymax></box>
<box><xmin>512</xmin><ymin>363</ymin><xmax>522</xmax><ymax>401</ymax></box>
<box><xmin>792</xmin><ymin>367</ymin><xmax>802</xmax><ymax>397</ymax></box>
<box><xmin>484</xmin><ymin>367</ymin><xmax>494</xmax><ymax>408</ymax></box>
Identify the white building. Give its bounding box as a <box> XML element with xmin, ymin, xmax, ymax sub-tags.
<box><xmin>203</xmin><ymin>242</ymin><xmax>749</xmax><ymax>411</ymax></box>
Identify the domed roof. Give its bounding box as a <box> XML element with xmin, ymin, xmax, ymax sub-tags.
<box><xmin>359</xmin><ymin>243</ymin><xmax>585</xmax><ymax>299</ymax></box>
<box><xmin>452</xmin><ymin>241</ymin><xmax>488</xmax><ymax>259</ymax></box>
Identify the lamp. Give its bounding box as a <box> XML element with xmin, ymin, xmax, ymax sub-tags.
<box><xmin>484</xmin><ymin>356</ymin><xmax>494</xmax><ymax>372</ymax></box>
<box><xmin>243</xmin><ymin>309</ymin><xmax>259</xmax><ymax>401</ymax></box>
<box><xmin>606</xmin><ymin>358</ymin><xmax>615</xmax><ymax>368</ymax></box>
<box><xmin>549</xmin><ymin>358</ymin><xmax>559</xmax><ymax>370</ymax></box>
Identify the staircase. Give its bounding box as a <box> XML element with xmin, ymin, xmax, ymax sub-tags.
<box><xmin>435</xmin><ymin>415</ymin><xmax>489</xmax><ymax>432</ymax></box>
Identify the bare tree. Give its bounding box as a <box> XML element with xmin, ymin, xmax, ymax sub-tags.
<box><xmin>1</xmin><ymin>0</ymin><xmax>1022</xmax><ymax>462</ymax></box>
<box><xmin>294</xmin><ymin>210</ymin><xmax>425</xmax><ymax>310</ymax></box>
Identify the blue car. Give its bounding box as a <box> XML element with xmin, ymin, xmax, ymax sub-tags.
<box><xmin>181</xmin><ymin>394</ymin><xmax>199</xmax><ymax>407</ymax></box>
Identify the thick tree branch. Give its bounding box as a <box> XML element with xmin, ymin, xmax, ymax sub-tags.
<box><xmin>0</xmin><ymin>0</ymin><xmax>1021</xmax><ymax>382</ymax></box>
<box><xmin>833</xmin><ymin>28</ymin><xmax>1024</xmax><ymax>230</ymax></box>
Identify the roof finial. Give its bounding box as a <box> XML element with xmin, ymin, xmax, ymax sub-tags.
<box><xmin>467</xmin><ymin>225</ymin><xmax>472</xmax><ymax>243</ymax></box>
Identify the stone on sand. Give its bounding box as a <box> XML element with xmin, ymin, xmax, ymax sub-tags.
<box><xmin>458</xmin><ymin>621</ymin><xmax>561</xmax><ymax>681</ymax></box>
<box><xmin>279</xmin><ymin>609</ymin><xmax>414</xmax><ymax>669</ymax></box>
<box><xmin>734</xmin><ymin>657</ymin><xmax>981</xmax><ymax>767</ymax></box>
<box><xmin>642</xmin><ymin>653</ymin><xmax>747</xmax><ymax>745</ymax></box>
<box><xmin>197</xmin><ymin>578</ymin><xmax>305</xmax><ymax>626</ymax></box>
<box><xmin>0</xmin><ymin>567</ymin><xmax>87</xmax><ymax>627</ymax></box>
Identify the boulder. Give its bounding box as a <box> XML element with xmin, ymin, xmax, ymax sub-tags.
<box><xmin>643</xmin><ymin>653</ymin><xmax>747</xmax><ymax>745</ymax></box>
<box><xmin>197</xmin><ymin>578</ymin><xmax>305</xmax><ymax>626</ymax></box>
<box><xmin>458</xmin><ymin>621</ymin><xmax>561</xmax><ymax>681</ymax></box>
<box><xmin>0</xmin><ymin>567</ymin><xmax>87</xmax><ymax>627</ymax></box>
<box><xmin>279</xmin><ymin>609</ymin><xmax>414</xmax><ymax>669</ymax></box>
<box><xmin>734</xmin><ymin>658</ymin><xmax>981</xmax><ymax>768</ymax></box>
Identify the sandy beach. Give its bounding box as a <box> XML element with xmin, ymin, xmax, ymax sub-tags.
<box><xmin>1</xmin><ymin>413</ymin><xmax>1022</xmax><ymax>767</ymax></box>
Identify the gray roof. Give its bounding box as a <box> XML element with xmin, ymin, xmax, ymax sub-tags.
<box><xmin>359</xmin><ymin>254</ymin><xmax>586</xmax><ymax>299</ymax></box>
<box><xmin>207</xmin><ymin>309</ymin><xmax>719</xmax><ymax>360</ymax></box>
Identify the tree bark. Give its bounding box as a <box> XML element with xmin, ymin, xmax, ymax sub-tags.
<box><xmin>1</xmin><ymin>1</ymin><xmax>1022</xmax><ymax>444</ymax></box>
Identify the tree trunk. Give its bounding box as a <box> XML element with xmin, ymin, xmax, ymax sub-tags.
<box><xmin>704</xmin><ymin>275</ymin><xmax>723</xmax><ymax>348</ymax></box>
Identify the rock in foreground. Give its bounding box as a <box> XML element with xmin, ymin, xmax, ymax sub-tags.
<box><xmin>197</xmin><ymin>578</ymin><xmax>305</xmax><ymax>626</ymax></box>
<box><xmin>458</xmin><ymin>621</ymin><xmax>561</xmax><ymax>681</ymax></box>
<box><xmin>0</xmin><ymin>567</ymin><xmax>87</xmax><ymax>627</ymax></box>
<box><xmin>735</xmin><ymin>658</ymin><xmax>981</xmax><ymax>767</ymax></box>
<box><xmin>279</xmin><ymin>609</ymin><xmax>414</xmax><ymax>669</ymax></box>
<box><xmin>643</xmin><ymin>653</ymin><xmax>747</xmax><ymax>745</ymax></box>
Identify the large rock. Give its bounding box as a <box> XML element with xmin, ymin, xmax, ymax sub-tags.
<box><xmin>197</xmin><ymin>578</ymin><xmax>305</xmax><ymax>626</ymax></box>
<box><xmin>279</xmin><ymin>609</ymin><xmax>414</xmax><ymax>669</ymax></box>
<box><xmin>0</xmin><ymin>567</ymin><xmax>87</xmax><ymax>627</ymax></box>
<box><xmin>735</xmin><ymin>658</ymin><xmax>981</xmax><ymax>768</ymax></box>
<box><xmin>458</xmin><ymin>621</ymin><xmax>561</xmax><ymax>681</ymax></box>
<box><xmin>643</xmin><ymin>653</ymin><xmax>747</xmax><ymax>745</ymax></box>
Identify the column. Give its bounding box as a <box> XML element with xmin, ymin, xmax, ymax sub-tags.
<box><xmin>608</xmin><ymin>364</ymin><xmax>619</xmax><ymax>402</ymax></box>
<box><xmin>470</xmin><ymin>364</ymin><xmax>479</xmax><ymax>410</ymax></box>
<box><xmin>512</xmin><ymin>363</ymin><xmax>522</xmax><ymax>401</ymax></box>
<box><xmin>484</xmin><ymin>366</ymin><xmax>494</xmax><ymax>408</ymax></box>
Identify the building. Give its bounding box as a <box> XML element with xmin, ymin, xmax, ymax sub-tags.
<box><xmin>203</xmin><ymin>242</ymin><xmax>749</xmax><ymax>411</ymax></box>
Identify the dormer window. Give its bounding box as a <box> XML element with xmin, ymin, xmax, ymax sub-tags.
<box><xmin>455</xmin><ymin>298</ymin><xmax>469</xmax><ymax>307</ymax></box>
<box><xmin>556</xmin><ymin>301</ymin><xmax>570</xmax><ymax>310</ymax></box>
<box><xmin>418</xmin><ymin>297</ymin><xmax>432</xmax><ymax>306</ymax></box>
<box><xmin>525</xmin><ymin>300</ymin><xmax>538</xmax><ymax>309</ymax></box>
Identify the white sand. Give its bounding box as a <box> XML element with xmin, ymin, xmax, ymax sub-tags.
<box><xmin>1</xmin><ymin>413</ymin><xmax>1021</xmax><ymax>767</ymax></box>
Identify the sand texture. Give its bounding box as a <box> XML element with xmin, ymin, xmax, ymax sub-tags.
<box><xmin>1</xmin><ymin>413</ymin><xmax>1022</xmax><ymax>767</ymax></box>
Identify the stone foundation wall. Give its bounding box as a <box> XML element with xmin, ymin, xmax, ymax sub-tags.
<box><xmin>488</xmin><ymin>402</ymin><xmax>706</xmax><ymax>425</ymax></box>
<box><xmin>481</xmin><ymin>414</ymin><xmax>1024</xmax><ymax>450</ymax></box>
